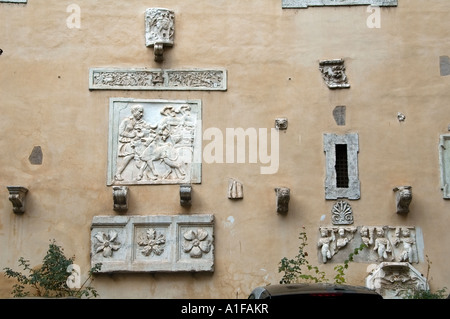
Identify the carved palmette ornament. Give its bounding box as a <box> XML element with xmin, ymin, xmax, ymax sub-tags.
<box><xmin>331</xmin><ymin>200</ymin><xmax>354</xmax><ymax>225</ymax></box>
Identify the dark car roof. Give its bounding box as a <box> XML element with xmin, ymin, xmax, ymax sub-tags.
<box><xmin>249</xmin><ymin>283</ymin><xmax>383</xmax><ymax>299</ymax></box>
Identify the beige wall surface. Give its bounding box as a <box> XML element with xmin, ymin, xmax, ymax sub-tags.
<box><xmin>1</xmin><ymin>0</ymin><xmax>450</xmax><ymax>298</ymax></box>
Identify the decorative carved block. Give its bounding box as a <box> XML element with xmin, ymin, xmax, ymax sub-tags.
<box><xmin>275</xmin><ymin>118</ymin><xmax>288</xmax><ymax>130</ymax></box>
<box><xmin>282</xmin><ymin>0</ymin><xmax>398</xmax><ymax>8</ymax></box>
<box><xmin>89</xmin><ymin>68</ymin><xmax>227</xmax><ymax>91</ymax></box>
<box><xmin>319</xmin><ymin>59</ymin><xmax>350</xmax><ymax>89</ymax></box>
<box><xmin>180</xmin><ymin>184</ymin><xmax>192</xmax><ymax>207</ymax></box>
<box><xmin>318</xmin><ymin>225</ymin><xmax>422</xmax><ymax>264</ymax></box>
<box><xmin>91</xmin><ymin>214</ymin><xmax>214</xmax><ymax>273</ymax></box>
<box><xmin>6</xmin><ymin>186</ymin><xmax>28</xmax><ymax>214</ymax></box>
<box><xmin>366</xmin><ymin>262</ymin><xmax>427</xmax><ymax>299</ymax></box>
<box><xmin>145</xmin><ymin>8</ymin><xmax>175</xmax><ymax>62</ymax></box>
<box><xmin>393</xmin><ymin>186</ymin><xmax>412</xmax><ymax>215</ymax></box>
<box><xmin>275</xmin><ymin>187</ymin><xmax>290</xmax><ymax>214</ymax></box>
<box><xmin>228</xmin><ymin>179</ymin><xmax>243</xmax><ymax>199</ymax></box>
<box><xmin>113</xmin><ymin>186</ymin><xmax>129</xmax><ymax>213</ymax></box>
<box><xmin>107</xmin><ymin>98</ymin><xmax>202</xmax><ymax>186</ymax></box>
<box><xmin>331</xmin><ymin>200</ymin><xmax>354</xmax><ymax>225</ymax></box>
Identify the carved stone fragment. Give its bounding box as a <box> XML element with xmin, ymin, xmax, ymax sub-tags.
<box><xmin>113</xmin><ymin>186</ymin><xmax>129</xmax><ymax>213</ymax></box>
<box><xmin>180</xmin><ymin>184</ymin><xmax>192</xmax><ymax>207</ymax></box>
<box><xmin>282</xmin><ymin>0</ymin><xmax>398</xmax><ymax>9</ymax></box>
<box><xmin>275</xmin><ymin>118</ymin><xmax>288</xmax><ymax>130</ymax></box>
<box><xmin>275</xmin><ymin>187</ymin><xmax>290</xmax><ymax>214</ymax></box>
<box><xmin>6</xmin><ymin>186</ymin><xmax>28</xmax><ymax>215</ymax></box>
<box><xmin>228</xmin><ymin>179</ymin><xmax>243</xmax><ymax>199</ymax></box>
<box><xmin>145</xmin><ymin>8</ymin><xmax>175</xmax><ymax>62</ymax></box>
<box><xmin>107</xmin><ymin>98</ymin><xmax>202</xmax><ymax>186</ymax></box>
<box><xmin>90</xmin><ymin>214</ymin><xmax>214</xmax><ymax>273</ymax></box>
<box><xmin>318</xmin><ymin>226</ymin><xmax>357</xmax><ymax>263</ymax></box>
<box><xmin>331</xmin><ymin>200</ymin><xmax>354</xmax><ymax>225</ymax></box>
<box><xmin>366</xmin><ymin>262</ymin><xmax>427</xmax><ymax>299</ymax></box>
<box><xmin>393</xmin><ymin>186</ymin><xmax>412</xmax><ymax>215</ymax></box>
<box><xmin>319</xmin><ymin>59</ymin><xmax>350</xmax><ymax>89</ymax></box>
<box><xmin>89</xmin><ymin>68</ymin><xmax>227</xmax><ymax>91</ymax></box>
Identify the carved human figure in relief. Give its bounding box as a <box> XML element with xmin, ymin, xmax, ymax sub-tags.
<box><xmin>360</xmin><ymin>226</ymin><xmax>374</xmax><ymax>247</ymax></box>
<box><xmin>114</xmin><ymin>105</ymin><xmax>153</xmax><ymax>181</ymax></box>
<box><xmin>336</xmin><ymin>227</ymin><xmax>349</xmax><ymax>250</ymax></box>
<box><xmin>394</xmin><ymin>227</ymin><xmax>417</xmax><ymax>263</ymax></box>
<box><xmin>373</xmin><ymin>227</ymin><xmax>392</xmax><ymax>261</ymax></box>
<box><xmin>318</xmin><ymin>228</ymin><xmax>335</xmax><ymax>263</ymax></box>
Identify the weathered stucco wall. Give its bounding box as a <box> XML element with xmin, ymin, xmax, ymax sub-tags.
<box><xmin>1</xmin><ymin>0</ymin><xmax>450</xmax><ymax>298</ymax></box>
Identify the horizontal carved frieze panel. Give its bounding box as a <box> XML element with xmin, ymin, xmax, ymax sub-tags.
<box><xmin>91</xmin><ymin>214</ymin><xmax>215</xmax><ymax>273</ymax></box>
<box><xmin>89</xmin><ymin>68</ymin><xmax>227</xmax><ymax>91</ymax></box>
<box><xmin>282</xmin><ymin>0</ymin><xmax>398</xmax><ymax>8</ymax></box>
<box><xmin>318</xmin><ymin>225</ymin><xmax>422</xmax><ymax>264</ymax></box>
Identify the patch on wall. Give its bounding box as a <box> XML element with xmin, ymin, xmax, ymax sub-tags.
<box><xmin>282</xmin><ymin>0</ymin><xmax>398</xmax><ymax>8</ymax></box>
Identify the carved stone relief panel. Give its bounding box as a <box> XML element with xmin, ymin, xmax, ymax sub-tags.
<box><xmin>107</xmin><ymin>98</ymin><xmax>202</xmax><ymax>186</ymax></box>
<box><xmin>319</xmin><ymin>59</ymin><xmax>350</xmax><ymax>89</ymax></box>
<box><xmin>89</xmin><ymin>68</ymin><xmax>227</xmax><ymax>91</ymax></box>
<box><xmin>91</xmin><ymin>215</ymin><xmax>214</xmax><ymax>272</ymax></box>
<box><xmin>282</xmin><ymin>0</ymin><xmax>398</xmax><ymax>8</ymax></box>
<box><xmin>366</xmin><ymin>262</ymin><xmax>427</xmax><ymax>299</ymax></box>
<box><xmin>318</xmin><ymin>226</ymin><xmax>422</xmax><ymax>264</ymax></box>
<box><xmin>331</xmin><ymin>200</ymin><xmax>354</xmax><ymax>225</ymax></box>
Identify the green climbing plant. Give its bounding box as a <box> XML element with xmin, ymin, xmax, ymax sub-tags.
<box><xmin>278</xmin><ymin>227</ymin><xmax>366</xmax><ymax>285</ymax></box>
<box><xmin>3</xmin><ymin>239</ymin><xmax>102</xmax><ymax>298</ymax></box>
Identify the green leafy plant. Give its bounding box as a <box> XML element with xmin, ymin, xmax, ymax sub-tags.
<box><xmin>278</xmin><ymin>227</ymin><xmax>366</xmax><ymax>285</ymax></box>
<box><xmin>400</xmin><ymin>255</ymin><xmax>448</xmax><ymax>299</ymax></box>
<box><xmin>3</xmin><ymin>239</ymin><xmax>102</xmax><ymax>298</ymax></box>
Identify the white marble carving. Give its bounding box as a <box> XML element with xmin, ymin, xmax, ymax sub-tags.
<box><xmin>366</xmin><ymin>262</ymin><xmax>427</xmax><ymax>299</ymax></box>
<box><xmin>89</xmin><ymin>68</ymin><xmax>227</xmax><ymax>91</ymax></box>
<box><xmin>318</xmin><ymin>226</ymin><xmax>357</xmax><ymax>263</ymax></box>
<box><xmin>393</xmin><ymin>186</ymin><xmax>412</xmax><ymax>215</ymax></box>
<box><xmin>282</xmin><ymin>0</ymin><xmax>398</xmax><ymax>8</ymax></box>
<box><xmin>439</xmin><ymin>134</ymin><xmax>450</xmax><ymax>198</ymax></box>
<box><xmin>331</xmin><ymin>200</ymin><xmax>354</xmax><ymax>225</ymax></box>
<box><xmin>318</xmin><ymin>226</ymin><xmax>422</xmax><ymax>264</ymax></box>
<box><xmin>319</xmin><ymin>59</ymin><xmax>350</xmax><ymax>89</ymax></box>
<box><xmin>145</xmin><ymin>8</ymin><xmax>175</xmax><ymax>62</ymax></box>
<box><xmin>228</xmin><ymin>179</ymin><xmax>243</xmax><ymax>199</ymax></box>
<box><xmin>91</xmin><ymin>214</ymin><xmax>214</xmax><ymax>273</ymax></box>
<box><xmin>107</xmin><ymin>98</ymin><xmax>202</xmax><ymax>186</ymax></box>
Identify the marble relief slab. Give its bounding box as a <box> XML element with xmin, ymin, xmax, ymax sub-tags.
<box><xmin>91</xmin><ymin>215</ymin><xmax>214</xmax><ymax>273</ymax></box>
<box><xmin>282</xmin><ymin>0</ymin><xmax>397</xmax><ymax>8</ymax></box>
<box><xmin>107</xmin><ymin>98</ymin><xmax>202</xmax><ymax>186</ymax></box>
<box><xmin>89</xmin><ymin>68</ymin><xmax>227</xmax><ymax>91</ymax></box>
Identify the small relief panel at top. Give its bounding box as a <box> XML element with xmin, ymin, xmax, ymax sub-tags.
<box><xmin>319</xmin><ymin>59</ymin><xmax>350</xmax><ymax>89</ymax></box>
<box><xmin>282</xmin><ymin>0</ymin><xmax>398</xmax><ymax>8</ymax></box>
<box><xmin>107</xmin><ymin>98</ymin><xmax>202</xmax><ymax>186</ymax></box>
<box><xmin>145</xmin><ymin>8</ymin><xmax>175</xmax><ymax>47</ymax></box>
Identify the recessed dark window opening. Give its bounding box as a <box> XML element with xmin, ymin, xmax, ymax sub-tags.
<box><xmin>335</xmin><ymin>144</ymin><xmax>349</xmax><ymax>188</ymax></box>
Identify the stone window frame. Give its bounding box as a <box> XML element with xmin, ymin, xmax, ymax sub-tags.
<box><xmin>439</xmin><ymin>134</ymin><xmax>450</xmax><ymax>199</ymax></box>
<box><xmin>323</xmin><ymin>133</ymin><xmax>360</xmax><ymax>200</ymax></box>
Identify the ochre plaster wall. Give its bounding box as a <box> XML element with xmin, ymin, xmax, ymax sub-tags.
<box><xmin>1</xmin><ymin>0</ymin><xmax>450</xmax><ymax>298</ymax></box>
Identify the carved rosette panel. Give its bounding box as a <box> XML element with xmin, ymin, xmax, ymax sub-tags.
<box><xmin>107</xmin><ymin>98</ymin><xmax>202</xmax><ymax>186</ymax></box>
<box><xmin>91</xmin><ymin>215</ymin><xmax>214</xmax><ymax>273</ymax></box>
<box><xmin>318</xmin><ymin>225</ymin><xmax>421</xmax><ymax>264</ymax></box>
<box><xmin>89</xmin><ymin>68</ymin><xmax>227</xmax><ymax>91</ymax></box>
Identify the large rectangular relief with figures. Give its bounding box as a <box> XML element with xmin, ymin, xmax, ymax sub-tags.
<box><xmin>107</xmin><ymin>98</ymin><xmax>202</xmax><ymax>186</ymax></box>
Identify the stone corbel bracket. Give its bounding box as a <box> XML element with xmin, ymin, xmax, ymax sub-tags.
<box><xmin>145</xmin><ymin>8</ymin><xmax>175</xmax><ymax>62</ymax></box>
<box><xmin>275</xmin><ymin>118</ymin><xmax>288</xmax><ymax>131</ymax></box>
<box><xmin>180</xmin><ymin>184</ymin><xmax>192</xmax><ymax>207</ymax></box>
<box><xmin>113</xmin><ymin>186</ymin><xmax>129</xmax><ymax>213</ymax></box>
<box><xmin>275</xmin><ymin>187</ymin><xmax>290</xmax><ymax>214</ymax></box>
<box><xmin>6</xmin><ymin>186</ymin><xmax>28</xmax><ymax>214</ymax></box>
<box><xmin>393</xmin><ymin>186</ymin><xmax>412</xmax><ymax>215</ymax></box>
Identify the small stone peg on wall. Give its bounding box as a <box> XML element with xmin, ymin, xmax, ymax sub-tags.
<box><xmin>113</xmin><ymin>186</ymin><xmax>129</xmax><ymax>213</ymax></box>
<box><xmin>7</xmin><ymin>186</ymin><xmax>28</xmax><ymax>215</ymax></box>
<box><xmin>180</xmin><ymin>184</ymin><xmax>192</xmax><ymax>207</ymax></box>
